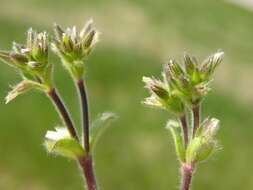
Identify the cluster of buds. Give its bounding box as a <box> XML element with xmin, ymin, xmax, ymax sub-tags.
<box><xmin>0</xmin><ymin>29</ymin><xmax>50</xmax><ymax>78</ymax></box>
<box><xmin>143</xmin><ymin>51</ymin><xmax>223</xmax><ymax>115</ymax></box>
<box><xmin>143</xmin><ymin>51</ymin><xmax>223</xmax><ymax>189</ymax></box>
<box><xmin>52</xmin><ymin>19</ymin><xmax>99</xmax><ymax>80</ymax></box>
<box><xmin>0</xmin><ymin>29</ymin><xmax>52</xmax><ymax>103</ymax></box>
<box><xmin>165</xmin><ymin>51</ymin><xmax>224</xmax><ymax>105</ymax></box>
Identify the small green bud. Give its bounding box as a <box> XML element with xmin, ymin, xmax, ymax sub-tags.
<box><xmin>10</xmin><ymin>52</ymin><xmax>28</xmax><ymax>65</ymax></box>
<box><xmin>44</xmin><ymin>127</ymin><xmax>85</xmax><ymax>159</ymax></box>
<box><xmin>166</xmin><ymin>59</ymin><xmax>184</xmax><ymax>79</ymax></box>
<box><xmin>201</xmin><ymin>51</ymin><xmax>224</xmax><ymax>80</ymax></box>
<box><xmin>5</xmin><ymin>80</ymin><xmax>46</xmax><ymax>104</ymax></box>
<box><xmin>143</xmin><ymin>76</ymin><xmax>169</xmax><ymax>99</ymax></box>
<box><xmin>166</xmin><ymin>120</ymin><xmax>185</xmax><ymax>162</ymax></box>
<box><xmin>184</xmin><ymin>53</ymin><xmax>197</xmax><ymax>77</ymax></box>
<box><xmin>186</xmin><ymin>137</ymin><xmax>216</xmax><ymax>163</ymax></box>
<box><xmin>186</xmin><ymin>118</ymin><xmax>220</xmax><ymax>163</ymax></box>
<box><xmin>53</xmin><ymin>23</ymin><xmax>64</xmax><ymax>41</ymax></box>
<box><xmin>83</xmin><ymin>30</ymin><xmax>95</xmax><ymax>49</ymax></box>
<box><xmin>142</xmin><ymin>76</ymin><xmax>184</xmax><ymax>115</ymax></box>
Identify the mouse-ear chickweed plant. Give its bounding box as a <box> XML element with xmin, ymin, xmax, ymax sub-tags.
<box><xmin>0</xmin><ymin>20</ymin><xmax>116</xmax><ymax>190</ymax></box>
<box><xmin>143</xmin><ymin>51</ymin><xmax>224</xmax><ymax>190</ymax></box>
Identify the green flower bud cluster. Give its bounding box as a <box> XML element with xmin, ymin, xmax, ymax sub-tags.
<box><xmin>0</xmin><ymin>20</ymin><xmax>99</xmax><ymax>104</ymax></box>
<box><xmin>0</xmin><ymin>29</ymin><xmax>50</xmax><ymax>78</ymax></box>
<box><xmin>0</xmin><ymin>29</ymin><xmax>52</xmax><ymax>103</ymax></box>
<box><xmin>52</xmin><ymin>19</ymin><xmax>99</xmax><ymax>80</ymax></box>
<box><xmin>143</xmin><ymin>51</ymin><xmax>223</xmax><ymax>189</ymax></box>
<box><xmin>166</xmin><ymin>51</ymin><xmax>224</xmax><ymax>105</ymax></box>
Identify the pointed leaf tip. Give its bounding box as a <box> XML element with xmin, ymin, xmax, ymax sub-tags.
<box><xmin>90</xmin><ymin>112</ymin><xmax>118</xmax><ymax>150</ymax></box>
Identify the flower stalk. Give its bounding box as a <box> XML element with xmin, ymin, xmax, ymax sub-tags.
<box><xmin>47</xmin><ymin>88</ymin><xmax>79</xmax><ymax>141</ymax></box>
<box><xmin>51</xmin><ymin>20</ymin><xmax>101</xmax><ymax>190</ymax></box>
<box><xmin>0</xmin><ymin>20</ymin><xmax>115</xmax><ymax>190</ymax></box>
<box><xmin>143</xmin><ymin>51</ymin><xmax>224</xmax><ymax>190</ymax></box>
<box><xmin>77</xmin><ymin>79</ymin><xmax>90</xmax><ymax>153</ymax></box>
<box><xmin>77</xmin><ymin>79</ymin><xmax>98</xmax><ymax>190</ymax></box>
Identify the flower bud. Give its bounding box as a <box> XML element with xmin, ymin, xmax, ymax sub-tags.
<box><xmin>186</xmin><ymin>118</ymin><xmax>220</xmax><ymax>163</ymax></box>
<box><xmin>184</xmin><ymin>53</ymin><xmax>197</xmax><ymax>76</ymax></box>
<box><xmin>162</xmin><ymin>51</ymin><xmax>223</xmax><ymax>106</ymax></box>
<box><xmin>0</xmin><ymin>28</ymin><xmax>52</xmax><ymax>88</ymax></box>
<box><xmin>201</xmin><ymin>51</ymin><xmax>224</xmax><ymax>80</ymax></box>
<box><xmin>5</xmin><ymin>80</ymin><xmax>46</xmax><ymax>104</ymax></box>
<box><xmin>165</xmin><ymin>59</ymin><xmax>184</xmax><ymax>79</ymax></box>
<box><xmin>10</xmin><ymin>52</ymin><xmax>28</xmax><ymax>65</ymax></box>
<box><xmin>52</xmin><ymin>19</ymin><xmax>99</xmax><ymax>79</ymax></box>
<box><xmin>142</xmin><ymin>75</ymin><xmax>184</xmax><ymax>115</ymax></box>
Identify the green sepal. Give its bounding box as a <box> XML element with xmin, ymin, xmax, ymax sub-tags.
<box><xmin>89</xmin><ymin>112</ymin><xmax>117</xmax><ymax>151</ymax></box>
<box><xmin>166</xmin><ymin>120</ymin><xmax>185</xmax><ymax>163</ymax></box>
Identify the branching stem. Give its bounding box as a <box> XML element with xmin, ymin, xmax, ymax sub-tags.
<box><xmin>48</xmin><ymin>87</ymin><xmax>98</xmax><ymax>190</ymax></box>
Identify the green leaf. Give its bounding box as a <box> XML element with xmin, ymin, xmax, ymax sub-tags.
<box><xmin>44</xmin><ymin>127</ymin><xmax>85</xmax><ymax>159</ymax></box>
<box><xmin>166</xmin><ymin>120</ymin><xmax>185</xmax><ymax>163</ymax></box>
<box><xmin>90</xmin><ymin>112</ymin><xmax>118</xmax><ymax>151</ymax></box>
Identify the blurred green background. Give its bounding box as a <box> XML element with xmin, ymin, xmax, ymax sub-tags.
<box><xmin>0</xmin><ymin>0</ymin><xmax>253</xmax><ymax>189</ymax></box>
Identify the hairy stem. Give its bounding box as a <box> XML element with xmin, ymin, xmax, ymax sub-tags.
<box><xmin>180</xmin><ymin>115</ymin><xmax>189</xmax><ymax>147</ymax></box>
<box><xmin>77</xmin><ymin>79</ymin><xmax>90</xmax><ymax>153</ymax></box>
<box><xmin>76</xmin><ymin>79</ymin><xmax>98</xmax><ymax>190</ymax></box>
<box><xmin>181</xmin><ymin>164</ymin><xmax>193</xmax><ymax>190</ymax></box>
<box><xmin>192</xmin><ymin>104</ymin><xmax>200</xmax><ymax>138</ymax></box>
<box><xmin>79</xmin><ymin>155</ymin><xmax>98</xmax><ymax>190</ymax></box>
<box><xmin>47</xmin><ymin>88</ymin><xmax>79</xmax><ymax>141</ymax></box>
<box><xmin>48</xmin><ymin>87</ymin><xmax>98</xmax><ymax>190</ymax></box>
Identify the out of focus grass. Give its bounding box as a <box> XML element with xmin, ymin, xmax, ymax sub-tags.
<box><xmin>0</xmin><ymin>0</ymin><xmax>253</xmax><ymax>190</ymax></box>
